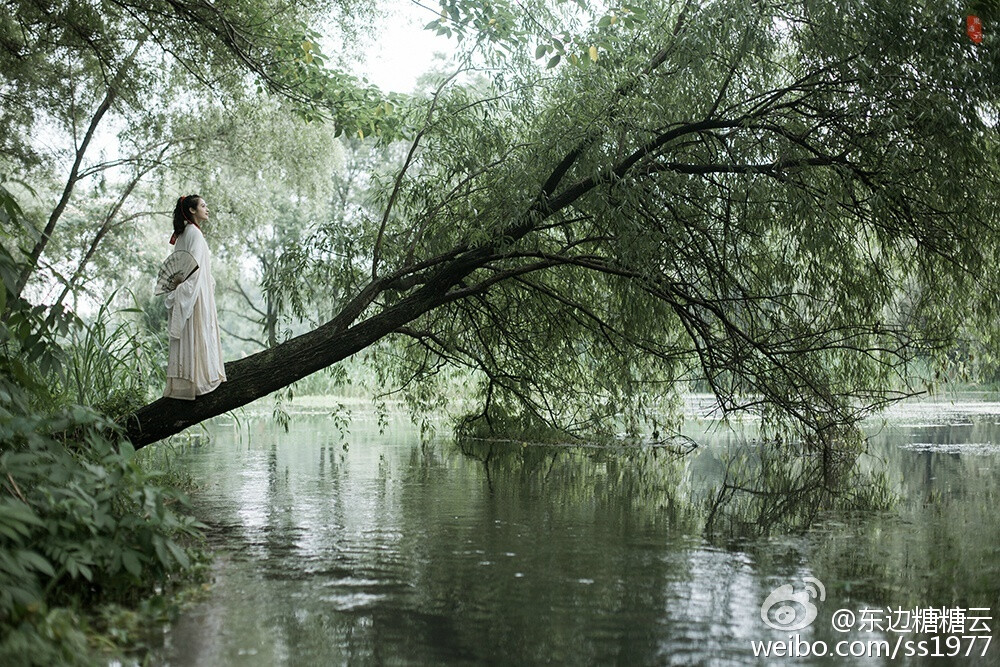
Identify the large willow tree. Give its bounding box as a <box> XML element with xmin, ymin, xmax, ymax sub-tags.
<box><xmin>10</xmin><ymin>0</ymin><xmax>998</xmax><ymax>447</ymax></box>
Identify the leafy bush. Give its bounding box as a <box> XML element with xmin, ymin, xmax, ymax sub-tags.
<box><xmin>0</xmin><ymin>410</ymin><xmax>204</xmax><ymax>610</ymax></box>
<box><xmin>0</xmin><ymin>186</ymin><xmax>206</xmax><ymax>663</ymax></box>
<box><xmin>0</xmin><ymin>607</ymin><xmax>91</xmax><ymax>667</ymax></box>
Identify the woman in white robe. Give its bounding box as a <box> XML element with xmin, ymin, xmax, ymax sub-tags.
<box><xmin>163</xmin><ymin>194</ymin><xmax>226</xmax><ymax>399</ymax></box>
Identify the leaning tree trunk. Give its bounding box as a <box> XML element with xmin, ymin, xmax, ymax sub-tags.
<box><xmin>124</xmin><ymin>256</ymin><xmax>482</xmax><ymax>448</ymax></box>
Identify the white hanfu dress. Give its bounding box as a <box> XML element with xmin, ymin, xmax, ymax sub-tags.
<box><xmin>163</xmin><ymin>222</ymin><xmax>226</xmax><ymax>399</ymax></box>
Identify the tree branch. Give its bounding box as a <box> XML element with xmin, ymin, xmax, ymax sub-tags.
<box><xmin>13</xmin><ymin>38</ymin><xmax>145</xmax><ymax>301</ymax></box>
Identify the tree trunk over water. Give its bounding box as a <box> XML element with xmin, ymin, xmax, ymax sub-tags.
<box><xmin>123</xmin><ymin>236</ymin><xmax>504</xmax><ymax>447</ymax></box>
<box><xmin>125</xmin><ymin>282</ymin><xmax>445</xmax><ymax>448</ymax></box>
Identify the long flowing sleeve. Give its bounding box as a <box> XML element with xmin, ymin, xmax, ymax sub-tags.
<box><xmin>165</xmin><ymin>226</ymin><xmax>211</xmax><ymax>339</ymax></box>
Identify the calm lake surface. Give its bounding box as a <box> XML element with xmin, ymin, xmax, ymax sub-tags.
<box><xmin>153</xmin><ymin>398</ymin><xmax>1000</xmax><ymax>665</ymax></box>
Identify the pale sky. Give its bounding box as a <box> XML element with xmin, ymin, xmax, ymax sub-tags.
<box><xmin>353</xmin><ymin>2</ymin><xmax>451</xmax><ymax>93</ymax></box>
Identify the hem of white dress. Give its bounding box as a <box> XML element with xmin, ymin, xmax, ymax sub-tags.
<box><xmin>163</xmin><ymin>375</ymin><xmax>226</xmax><ymax>400</ymax></box>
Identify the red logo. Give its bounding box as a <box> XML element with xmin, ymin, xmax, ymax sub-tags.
<box><xmin>967</xmin><ymin>15</ymin><xmax>983</xmax><ymax>44</ymax></box>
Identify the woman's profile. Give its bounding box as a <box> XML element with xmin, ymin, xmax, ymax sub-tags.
<box><xmin>163</xmin><ymin>194</ymin><xmax>226</xmax><ymax>399</ymax></box>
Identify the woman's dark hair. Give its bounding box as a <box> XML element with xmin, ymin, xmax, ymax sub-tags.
<box><xmin>172</xmin><ymin>194</ymin><xmax>201</xmax><ymax>237</ymax></box>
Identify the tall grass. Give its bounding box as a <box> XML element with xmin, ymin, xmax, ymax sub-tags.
<box><xmin>57</xmin><ymin>295</ymin><xmax>164</xmax><ymax>424</ymax></box>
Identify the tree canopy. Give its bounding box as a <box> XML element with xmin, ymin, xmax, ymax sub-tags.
<box><xmin>3</xmin><ymin>0</ymin><xmax>999</xmax><ymax>448</ymax></box>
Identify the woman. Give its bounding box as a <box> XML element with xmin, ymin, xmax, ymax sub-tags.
<box><xmin>163</xmin><ymin>194</ymin><xmax>227</xmax><ymax>399</ymax></box>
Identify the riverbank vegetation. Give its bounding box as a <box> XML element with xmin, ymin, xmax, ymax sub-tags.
<box><xmin>2</xmin><ymin>0</ymin><xmax>998</xmax><ymax>660</ymax></box>
<box><xmin>0</xmin><ymin>232</ymin><xmax>206</xmax><ymax>663</ymax></box>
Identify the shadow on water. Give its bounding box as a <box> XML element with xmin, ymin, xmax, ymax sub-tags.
<box><xmin>153</xmin><ymin>405</ymin><xmax>1000</xmax><ymax>665</ymax></box>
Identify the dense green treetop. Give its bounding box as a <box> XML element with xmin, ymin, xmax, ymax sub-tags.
<box><xmin>308</xmin><ymin>0</ymin><xmax>1000</xmax><ymax>441</ymax></box>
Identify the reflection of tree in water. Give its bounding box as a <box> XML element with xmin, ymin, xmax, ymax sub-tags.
<box><xmin>429</xmin><ymin>438</ymin><xmax>702</xmax><ymax>664</ymax></box>
<box><xmin>457</xmin><ymin>435</ymin><xmax>894</xmax><ymax>541</ymax></box>
<box><xmin>457</xmin><ymin>437</ymin><xmax>702</xmax><ymax>532</ymax></box>
<box><xmin>812</xmin><ymin>427</ymin><xmax>1000</xmax><ymax>609</ymax></box>
<box><xmin>705</xmin><ymin>439</ymin><xmax>895</xmax><ymax>539</ymax></box>
<box><xmin>458</xmin><ymin>430</ymin><xmax>999</xmax><ymax>610</ymax></box>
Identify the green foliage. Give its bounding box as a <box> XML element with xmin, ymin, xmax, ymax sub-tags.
<box><xmin>58</xmin><ymin>298</ymin><xmax>162</xmax><ymax>421</ymax></box>
<box><xmin>7</xmin><ymin>0</ymin><xmax>1000</xmax><ymax>452</ymax></box>
<box><xmin>0</xmin><ymin>415</ymin><xmax>204</xmax><ymax>610</ymax></box>
<box><xmin>970</xmin><ymin>0</ymin><xmax>1000</xmax><ymax>19</ymax></box>
<box><xmin>426</xmin><ymin>0</ymin><xmax>652</xmax><ymax>67</ymax></box>
<box><xmin>348</xmin><ymin>0</ymin><xmax>1000</xmax><ymax>445</ymax></box>
<box><xmin>455</xmin><ymin>396</ymin><xmax>582</xmax><ymax>444</ymax></box>
<box><xmin>0</xmin><ymin>607</ymin><xmax>92</xmax><ymax>667</ymax></box>
<box><xmin>1</xmin><ymin>0</ymin><xmax>411</xmax><ymax>316</ymax></box>
<box><xmin>0</xmin><ymin>250</ymin><xmax>77</xmax><ymax>408</ymax></box>
<box><xmin>0</xmin><ymin>0</ymin><xmax>389</xmax><ymax>135</ymax></box>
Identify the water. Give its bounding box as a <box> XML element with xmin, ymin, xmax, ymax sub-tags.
<box><xmin>154</xmin><ymin>399</ymin><xmax>1000</xmax><ymax>665</ymax></box>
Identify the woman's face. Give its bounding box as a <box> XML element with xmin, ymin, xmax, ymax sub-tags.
<box><xmin>188</xmin><ymin>198</ymin><xmax>209</xmax><ymax>223</ymax></box>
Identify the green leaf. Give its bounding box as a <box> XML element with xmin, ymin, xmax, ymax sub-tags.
<box><xmin>166</xmin><ymin>540</ymin><xmax>190</xmax><ymax>569</ymax></box>
<box><xmin>546</xmin><ymin>54</ymin><xmax>561</xmax><ymax>68</ymax></box>
<box><xmin>19</xmin><ymin>550</ymin><xmax>55</xmax><ymax>576</ymax></box>
<box><xmin>122</xmin><ymin>550</ymin><xmax>142</xmax><ymax>577</ymax></box>
<box><xmin>153</xmin><ymin>537</ymin><xmax>172</xmax><ymax>568</ymax></box>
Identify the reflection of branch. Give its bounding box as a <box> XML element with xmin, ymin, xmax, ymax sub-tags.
<box><xmin>703</xmin><ymin>443</ymin><xmax>869</xmax><ymax>538</ymax></box>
